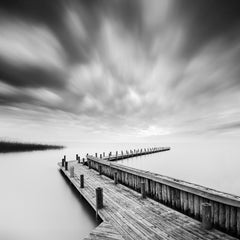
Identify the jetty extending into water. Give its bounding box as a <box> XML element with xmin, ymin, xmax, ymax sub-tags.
<box><xmin>58</xmin><ymin>147</ymin><xmax>240</xmax><ymax>240</ymax></box>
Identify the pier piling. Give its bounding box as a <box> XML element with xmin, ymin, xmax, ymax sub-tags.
<box><xmin>202</xmin><ymin>203</ymin><xmax>212</xmax><ymax>230</ymax></box>
<box><xmin>80</xmin><ymin>174</ymin><xmax>84</xmax><ymax>188</ymax></box>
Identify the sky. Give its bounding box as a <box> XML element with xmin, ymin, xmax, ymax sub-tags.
<box><xmin>1</xmin><ymin>0</ymin><xmax>240</xmax><ymax>143</ymax></box>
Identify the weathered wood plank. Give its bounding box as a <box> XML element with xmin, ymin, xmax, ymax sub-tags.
<box><xmin>58</xmin><ymin>161</ymin><xmax>238</xmax><ymax>240</ymax></box>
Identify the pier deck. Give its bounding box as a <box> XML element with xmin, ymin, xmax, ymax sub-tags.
<box><xmin>58</xmin><ymin>161</ymin><xmax>237</xmax><ymax>240</ymax></box>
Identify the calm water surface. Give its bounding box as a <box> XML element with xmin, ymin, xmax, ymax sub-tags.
<box><xmin>0</xmin><ymin>141</ymin><xmax>239</xmax><ymax>240</ymax></box>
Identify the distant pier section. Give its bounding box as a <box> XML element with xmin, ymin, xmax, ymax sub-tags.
<box><xmin>59</xmin><ymin>146</ymin><xmax>240</xmax><ymax>240</ymax></box>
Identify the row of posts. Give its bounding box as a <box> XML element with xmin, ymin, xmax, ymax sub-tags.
<box><xmin>92</xmin><ymin>147</ymin><xmax>165</xmax><ymax>160</ymax></box>
<box><xmin>61</xmin><ymin>154</ymin><xmax>212</xmax><ymax>230</ymax></box>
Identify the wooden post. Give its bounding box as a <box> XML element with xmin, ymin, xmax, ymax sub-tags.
<box><xmin>96</xmin><ymin>187</ymin><xmax>103</xmax><ymax>209</ymax></box>
<box><xmin>82</xmin><ymin>158</ymin><xmax>85</xmax><ymax>165</ymax></box>
<box><xmin>78</xmin><ymin>156</ymin><xmax>80</xmax><ymax>163</ymax></box>
<box><xmin>80</xmin><ymin>174</ymin><xmax>84</xmax><ymax>188</ymax></box>
<box><xmin>76</xmin><ymin>154</ymin><xmax>78</xmax><ymax>161</ymax></box>
<box><xmin>61</xmin><ymin>158</ymin><xmax>65</xmax><ymax>167</ymax></box>
<box><xmin>63</xmin><ymin>155</ymin><xmax>66</xmax><ymax>161</ymax></box>
<box><xmin>65</xmin><ymin>161</ymin><xmax>68</xmax><ymax>171</ymax></box>
<box><xmin>95</xmin><ymin>153</ymin><xmax>97</xmax><ymax>158</ymax></box>
<box><xmin>114</xmin><ymin>171</ymin><xmax>118</xmax><ymax>184</ymax></box>
<box><xmin>100</xmin><ymin>154</ymin><xmax>102</xmax><ymax>159</ymax></box>
<box><xmin>99</xmin><ymin>165</ymin><xmax>102</xmax><ymax>175</ymax></box>
<box><xmin>88</xmin><ymin>159</ymin><xmax>91</xmax><ymax>169</ymax></box>
<box><xmin>201</xmin><ymin>203</ymin><xmax>212</xmax><ymax>230</ymax></box>
<box><xmin>69</xmin><ymin>166</ymin><xmax>74</xmax><ymax>178</ymax></box>
<box><xmin>103</xmin><ymin>152</ymin><xmax>105</xmax><ymax>157</ymax></box>
<box><xmin>141</xmin><ymin>182</ymin><xmax>146</xmax><ymax>199</ymax></box>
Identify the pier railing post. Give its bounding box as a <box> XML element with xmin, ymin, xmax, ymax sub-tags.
<box><xmin>103</xmin><ymin>152</ymin><xmax>105</xmax><ymax>157</ymax></box>
<box><xmin>201</xmin><ymin>203</ymin><xmax>212</xmax><ymax>230</ymax></box>
<box><xmin>100</xmin><ymin>154</ymin><xmax>102</xmax><ymax>159</ymax></box>
<box><xmin>141</xmin><ymin>182</ymin><xmax>146</xmax><ymax>199</ymax></box>
<box><xmin>65</xmin><ymin>161</ymin><xmax>68</xmax><ymax>171</ymax></box>
<box><xmin>62</xmin><ymin>158</ymin><xmax>65</xmax><ymax>167</ymax></box>
<box><xmin>114</xmin><ymin>171</ymin><xmax>118</xmax><ymax>184</ymax></box>
<box><xmin>69</xmin><ymin>166</ymin><xmax>74</xmax><ymax>178</ymax></box>
<box><xmin>80</xmin><ymin>174</ymin><xmax>84</xmax><ymax>188</ymax></box>
<box><xmin>76</xmin><ymin>154</ymin><xmax>78</xmax><ymax>161</ymax></box>
<box><xmin>95</xmin><ymin>153</ymin><xmax>97</xmax><ymax>158</ymax></box>
<box><xmin>88</xmin><ymin>159</ymin><xmax>91</xmax><ymax>169</ymax></box>
<box><xmin>96</xmin><ymin>187</ymin><xmax>103</xmax><ymax>210</ymax></box>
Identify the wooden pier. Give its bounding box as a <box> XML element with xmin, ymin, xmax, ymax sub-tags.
<box><xmin>58</xmin><ymin>147</ymin><xmax>240</xmax><ymax>240</ymax></box>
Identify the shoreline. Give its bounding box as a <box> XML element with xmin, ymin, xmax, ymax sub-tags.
<box><xmin>0</xmin><ymin>140</ymin><xmax>64</xmax><ymax>153</ymax></box>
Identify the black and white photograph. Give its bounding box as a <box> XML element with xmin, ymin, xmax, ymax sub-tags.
<box><xmin>0</xmin><ymin>1</ymin><xmax>240</xmax><ymax>239</ymax></box>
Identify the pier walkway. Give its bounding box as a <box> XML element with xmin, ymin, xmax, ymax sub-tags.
<box><xmin>58</xmin><ymin>160</ymin><xmax>237</xmax><ymax>240</ymax></box>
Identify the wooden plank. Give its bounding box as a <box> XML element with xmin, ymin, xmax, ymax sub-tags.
<box><xmin>58</xmin><ymin>162</ymin><xmax>238</xmax><ymax>240</ymax></box>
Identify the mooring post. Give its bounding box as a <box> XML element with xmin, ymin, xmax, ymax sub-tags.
<box><xmin>88</xmin><ymin>159</ymin><xmax>91</xmax><ymax>169</ymax></box>
<box><xmin>95</xmin><ymin>153</ymin><xmax>97</xmax><ymax>158</ymax></box>
<box><xmin>114</xmin><ymin>171</ymin><xmax>118</xmax><ymax>184</ymax></box>
<box><xmin>62</xmin><ymin>158</ymin><xmax>65</xmax><ymax>167</ymax></box>
<box><xmin>99</xmin><ymin>165</ymin><xmax>102</xmax><ymax>175</ymax></box>
<box><xmin>69</xmin><ymin>166</ymin><xmax>74</xmax><ymax>178</ymax></box>
<box><xmin>100</xmin><ymin>154</ymin><xmax>102</xmax><ymax>159</ymax></box>
<box><xmin>65</xmin><ymin>161</ymin><xmax>68</xmax><ymax>171</ymax></box>
<box><xmin>96</xmin><ymin>187</ymin><xmax>103</xmax><ymax>210</ymax></box>
<box><xmin>103</xmin><ymin>152</ymin><xmax>105</xmax><ymax>157</ymax></box>
<box><xmin>141</xmin><ymin>182</ymin><xmax>146</xmax><ymax>199</ymax></box>
<box><xmin>76</xmin><ymin>154</ymin><xmax>78</xmax><ymax>161</ymax></box>
<box><xmin>80</xmin><ymin>174</ymin><xmax>84</xmax><ymax>188</ymax></box>
<box><xmin>78</xmin><ymin>156</ymin><xmax>80</xmax><ymax>163</ymax></box>
<box><xmin>201</xmin><ymin>203</ymin><xmax>212</xmax><ymax>230</ymax></box>
<box><xmin>82</xmin><ymin>158</ymin><xmax>85</xmax><ymax>165</ymax></box>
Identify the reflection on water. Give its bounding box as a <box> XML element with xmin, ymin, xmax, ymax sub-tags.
<box><xmin>0</xmin><ymin>141</ymin><xmax>239</xmax><ymax>240</ymax></box>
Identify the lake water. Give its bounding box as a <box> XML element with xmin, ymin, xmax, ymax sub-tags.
<box><xmin>0</xmin><ymin>141</ymin><xmax>239</xmax><ymax>240</ymax></box>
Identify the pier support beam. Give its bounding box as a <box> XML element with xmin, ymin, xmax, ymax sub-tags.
<box><xmin>80</xmin><ymin>174</ymin><xmax>84</xmax><ymax>188</ymax></box>
<box><xmin>201</xmin><ymin>203</ymin><xmax>212</xmax><ymax>230</ymax></box>
<box><xmin>141</xmin><ymin>182</ymin><xmax>146</xmax><ymax>199</ymax></box>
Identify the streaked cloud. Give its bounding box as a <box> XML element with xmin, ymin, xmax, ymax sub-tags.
<box><xmin>1</xmin><ymin>0</ymin><xmax>240</xmax><ymax>141</ymax></box>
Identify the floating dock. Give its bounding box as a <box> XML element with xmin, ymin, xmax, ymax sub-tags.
<box><xmin>58</xmin><ymin>147</ymin><xmax>240</xmax><ymax>240</ymax></box>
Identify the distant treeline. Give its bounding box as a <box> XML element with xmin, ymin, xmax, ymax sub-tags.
<box><xmin>0</xmin><ymin>140</ymin><xmax>64</xmax><ymax>153</ymax></box>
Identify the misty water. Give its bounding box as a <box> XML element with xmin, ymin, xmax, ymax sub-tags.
<box><xmin>0</xmin><ymin>141</ymin><xmax>240</xmax><ymax>240</ymax></box>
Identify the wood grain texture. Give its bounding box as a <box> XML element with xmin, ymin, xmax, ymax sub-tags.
<box><xmin>58</xmin><ymin>161</ymin><xmax>238</xmax><ymax>240</ymax></box>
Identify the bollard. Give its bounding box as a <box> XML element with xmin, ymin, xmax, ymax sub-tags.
<box><xmin>80</xmin><ymin>174</ymin><xmax>84</xmax><ymax>188</ymax></box>
<box><xmin>76</xmin><ymin>154</ymin><xmax>78</xmax><ymax>161</ymax></box>
<box><xmin>69</xmin><ymin>166</ymin><xmax>74</xmax><ymax>178</ymax></box>
<box><xmin>95</xmin><ymin>153</ymin><xmax>98</xmax><ymax>158</ymax></box>
<box><xmin>88</xmin><ymin>159</ymin><xmax>91</xmax><ymax>169</ymax></box>
<box><xmin>114</xmin><ymin>171</ymin><xmax>118</xmax><ymax>184</ymax></box>
<box><xmin>99</xmin><ymin>165</ymin><xmax>102</xmax><ymax>175</ymax></box>
<box><xmin>96</xmin><ymin>187</ymin><xmax>103</xmax><ymax>210</ymax></box>
<box><xmin>100</xmin><ymin>154</ymin><xmax>102</xmax><ymax>159</ymax></box>
<box><xmin>201</xmin><ymin>203</ymin><xmax>212</xmax><ymax>230</ymax></box>
<box><xmin>141</xmin><ymin>182</ymin><xmax>146</xmax><ymax>199</ymax></box>
<box><xmin>78</xmin><ymin>156</ymin><xmax>80</xmax><ymax>163</ymax></box>
<box><xmin>62</xmin><ymin>158</ymin><xmax>65</xmax><ymax>167</ymax></box>
<box><xmin>65</xmin><ymin>161</ymin><xmax>68</xmax><ymax>171</ymax></box>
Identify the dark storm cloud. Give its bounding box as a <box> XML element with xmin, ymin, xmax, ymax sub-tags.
<box><xmin>172</xmin><ymin>0</ymin><xmax>240</xmax><ymax>58</ymax></box>
<box><xmin>0</xmin><ymin>58</ymin><xmax>66</xmax><ymax>89</ymax></box>
<box><xmin>1</xmin><ymin>0</ymin><xmax>240</xmax><ymax>138</ymax></box>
